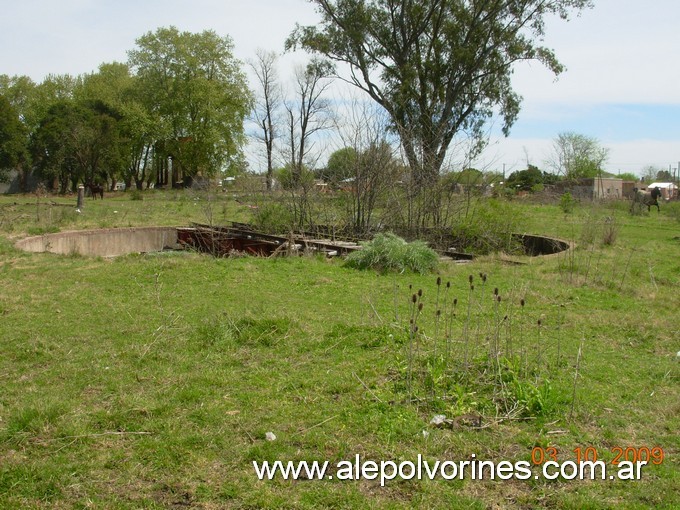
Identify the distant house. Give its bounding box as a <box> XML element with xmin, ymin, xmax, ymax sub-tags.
<box><xmin>571</xmin><ymin>177</ymin><xmax>624</xmax><ymax>199</ymax></box>
<box><xmin>621</xmin><ymin>180</ymin><xmax>637</xmax><ymax>199</ymax></box>
<box><xmin>645</xmin><ymin>182</ymin><xmax>678</xmax><ymax>200</ymax></box>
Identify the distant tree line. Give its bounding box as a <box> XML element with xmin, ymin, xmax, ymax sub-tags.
<box><xmin>0</xmin><ymin>27</ymin><xmax>252</xmax><ymax>192</ymax></box>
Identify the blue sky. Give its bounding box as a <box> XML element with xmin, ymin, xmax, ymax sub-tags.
<box><xmin>506</xmin><ymin>104</ymin><xmax>680</xmax><ymax>143</ymax></box>
<box><xmin>477</xmin><ymin>0</ymin><xmax>680</xmax><ymax>175</ymax></box>
<box><xmin>1</xmin><ymin>0</ymin><xmax>678</xmax><ymax>176</ymax></box>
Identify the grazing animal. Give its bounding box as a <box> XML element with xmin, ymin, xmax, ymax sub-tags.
<box><xmin>87</xmin><ymin>183</ymin><xmax>104</xmax><ymax>200</ymax></box>
<box><xmin>631</xmin><ymin>187</ymin><xmax>661</xmax><ymax>213</ymax></box>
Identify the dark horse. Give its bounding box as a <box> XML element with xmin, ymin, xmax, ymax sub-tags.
<box><xmin>87</xmin><ymin>183</ymin><xmax>104</xmax><ymax>200</ymax></box>
<box><xmin>631</xmin><ymin>186</ymin><xmax>661</xmax><ymax>213</ymax></box>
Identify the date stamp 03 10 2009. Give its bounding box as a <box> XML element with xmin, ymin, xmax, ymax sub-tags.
<box><xmin>530</xmin><ymin>445</ymin><xmax>665</xmax><ymax>466</ymax></box>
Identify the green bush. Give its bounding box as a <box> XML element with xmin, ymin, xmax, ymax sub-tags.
<box><xmin>559</xmin><ymin>192</ymin><xmax>576</xmax><ymax>214</ymax></box>
<box><xmin>663</xmin><ymin>201</ymin><xmax>680</xmax><ymax>223</ymax></box>
<box><xmin>252</xmin><ymin>202</ymin><xmax>294</xmax><ymax>233</ymax></box>
<box><xmin>450</xmin><ymin>199</ymin><xmax>521</xmax><ymax>255</ymax></box>
<box><xmin>344</xmin><ymin>233</ymin><xmax>438</xmax><ymax>274</ymax></box>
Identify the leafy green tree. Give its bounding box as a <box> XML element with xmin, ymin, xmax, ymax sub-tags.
<box><xmin>0</xmin><ymin>94</ymin><xmax>28</xmax><ymax>182</ymax></box>
<box><xmin>118</xmin><ymin>99</ymin><xmax>162</xmax><ymax>190</ymax></box>
<box><xmin>655</xmin><ymin>169</ymin><xmax>673</xmax><ymax>182</ymax></box>
<box><xmin>288</xmin><ymin>0</ymin><xmax>592</xmax><ymax>226</ymax></box>
<box><xmin>324</xmin><ymin>146</ymin><xmax>357</xmax><ymax>185</ymax></box>
<box><xmin>79</xmin><ymin>63</ymin><xmax>163</xmax><ymax>190</ymax></box>
<box><xmin>0</xmin><ymin>75</ymin><xmax>44</xmax><ymax>190</ymax></box>
<box><xmin>1</xmin><ymin>73</ymin><xmax>78</xmax><ymax>132</ymax></box>
<box><xmin>548</xmin><ymin>132</ymin><xmax>608</xmax><ymax>180</ymax></box>
<box><xmin>78</xmin><ymin>63</ymin><xmax>137</xmax><ymax>189</ymax></box>
<box><xmin>31</xmin><ymin>99</ymin><xmax>122</xmax><ymax>192</ymax></box>
<box><xmin>128</xmin><ymin>27</ymin><xmax>252</xmax><ymax>184</ymax></box>
<box><xmin>31</xmin><ymin>74</ymin><xmax>79</xmax><ymax>129</ymax></box>
<box><xmin>542</xmin><ymin>171</ymin><xmax>562</xmax><ymax>186</ymax></box>
<box><xmin>0</xmin><ymin>75</ymin><xmax>37</xmax><ymax>126</ymax></box>
<box><xmin>275</xmin><ymin>162</ymin><xmax>315</xmax><ymax>190</ymax></box>
<box><xmin>506</xmin><ymin>165</ymin><xmax>543</xmax><ymax>191</ymax></box>
<box><xmin>31</xmin><ymin>100</ymin><xmax>80</xmax><ymax>192</ymax></box>
<box><xmin>77</xmin><ymin>63</ymin><xmax>132</xmax><ymax>106</ymax></box>
<box><xmin>617</xmin><ymin>172</ymin><xmax>638</xmax><ymax>182</ymax></box>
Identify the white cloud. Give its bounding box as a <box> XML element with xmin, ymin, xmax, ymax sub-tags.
<box><xmin>511</xmin><ymin>0</ymin><xmax>680</xmax><ymax>106</ymax></box>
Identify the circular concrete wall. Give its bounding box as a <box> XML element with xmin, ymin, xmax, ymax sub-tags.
<box><xmin>513</xmin><ymin>233</ymin><xmax>571</xmax><ymax>256</ymax></box>
<box><xmin>15</xmin><ymin>227</ymin><xmax>179</xmax><ymax>257</ymax></box>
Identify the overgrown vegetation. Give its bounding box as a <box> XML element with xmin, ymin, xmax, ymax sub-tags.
<box><xmin>447</xmin><ymin>198</ymin><xmax>522</xmax><ymax>255</ymax></box>
<box><xmin>397</xmin><ymin>274</ymin><xmax>569</xmax><ymax>421</ymax></box>
<box><xmin>559</xmin><ymin>191</ymin><xmax>576</xmax><ymax>214</ymax></box>
<box><xmin>344</xmin><ymin>233</ymin><xmax>438</xmax><ymax>274</ymax></box>
<box><xmin>0</xmin><ymin>191</ymin><xmax>678</xmax><ymax>509</ymax></box>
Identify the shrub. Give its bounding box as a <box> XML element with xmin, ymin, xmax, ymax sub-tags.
<box><xmin>449</xmin><ymin>199</ymin><xmax>521</xmax><ymax>255</ymax></box>
<box><xmin>663</xmin><ymin>201</ymin><xmax>680</xmax><ymax>223</ymax></box>
<box><xmin>252</xmin><ymin>202</ymin><xmax>294</xmax><ymax>233</ymax></box>
<box><xmin>559</xmin><ymin>192</ymin><xmax>576</xmax><ymax>214</ymax></box>
<box><xmin>344</xmin><ymin>233</ymin><xmax>438</xmax><ymax>274</ymax></box>
<box><xmin>601</xmin><ymin>216</ymin><xmax>620</xmax><ymax>246</ymax></box>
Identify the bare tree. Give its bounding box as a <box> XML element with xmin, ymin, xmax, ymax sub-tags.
<box><xmin>284</xmin><ymin>58</ymin><xmax>334</xmax><ymax>186</ymax></box>
<box><xmin>249</xmin><ymin>49</ymin><xmax>282</xmax><ymax>191</ymax></box>
<box><xmin>333</xmin><ymin>98</ymin><xmax>400</xmax><ymax>233</ymax></box>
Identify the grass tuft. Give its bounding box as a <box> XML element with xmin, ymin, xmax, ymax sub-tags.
<box><xmin>344</xmin><ymin>233</ymin><xmax>439</xmax><ymax>274</ymax></box>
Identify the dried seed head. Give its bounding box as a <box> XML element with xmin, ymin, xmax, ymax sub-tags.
<box><xmin>482</xmin><ymin>273</ymin><xmax>487</xmax><ymax>283</ymax></box>
<box><xmin>470</xmin><ymin>284</ymin><xmax>475</xmax><ymax>291</ymax></box>
<box><xmin>418</xmin><ymin>302</ymin><xmax>424</xmax><ymax>311</ymax></box>
<box><xmin>417</xmin><ymin>289</ymin><xmax>423</xmax><ymax>297</ymax></box>
<box><xmin>412</xmin><ymin>294</ymin><xmax>417</xmax><ymax>303</ymax></box>
<box><xmin>468</xmin><ymin>274</ymin><xmax>473</xmax><ymax>284</ymax></box>
<box><xmin>409</xmin><ymin>284</ymin><xmax>412</xmax><ymax>290</ymax></box>
<box><xmin>503</xmin><ymin>315</ymin><xmax>508</xmax><ymax>321</ymax></box>
<box><xmin>446</xmin><ymin>281</ymin><xmax>451</xmax><ymax>288</ymax></box>
<box><xmin>436</xmin><ymin>309</ymin><xmax>441</xmax><ymax>316</ymax></box>
<box><xmin>478</xmin><ymin>272</ymin><xmax>483</xmax><ymax>279</ymax></box>
<box><xmin>520</xmin><ymin>298</ymin><xmax>525</xmax><ymax>307</ymax></box>
<box><xmin>537</xmin><ymin>319</ymin><xmax>542</xmax><ymax>326</ymax></box>
<box><xmin>453</xmin><ymin>298</ymin><xmax>458</xmax><ymax>306</ymax></box>
<box><xmin>436</xmin><ymin>277</ymin><xmax>442</xmax><ymax>286</ymax></box>
<box><xmin>497</xmin><ymin>295</ymin><xmax>501</xmax><ymax>303</ymax></box>
<box><xmin>414</xmin><ymin>326</ymin><xmax>419</xmax><ymax>333</ymax></box>
<box><xmin>494</xmin><ymin>287</ymin><xmax>499</xmax><ymax>296</ymax></box>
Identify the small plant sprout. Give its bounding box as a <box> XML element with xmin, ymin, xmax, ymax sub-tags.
<box><xmin>434</xmin><ymin>277</ymin><xmax>442</xmax><ymax>360</ymax></box>
<box><xmin>536</xmin><ymin>318</ymin><xmax>543</xmax><ymax>378</ymax></box>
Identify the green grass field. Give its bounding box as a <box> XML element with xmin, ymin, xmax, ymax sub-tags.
<box><xmin>0</xmin><ymin>190</ymin><xmax>678</xmax><ymax>509</ymax></box>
